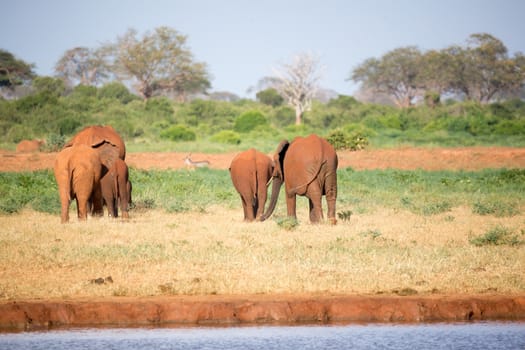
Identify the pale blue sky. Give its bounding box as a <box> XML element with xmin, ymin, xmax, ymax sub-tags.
<box><xmin>2</xmin><ymin>0</ymin><xmax>524</xmax><ymax>97</ymax></box>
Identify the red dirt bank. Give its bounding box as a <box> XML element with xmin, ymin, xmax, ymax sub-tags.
<box><xmin>1</xmin><ymin>294</ymin><xmax>524</xmax><ymax>331</ymax></box>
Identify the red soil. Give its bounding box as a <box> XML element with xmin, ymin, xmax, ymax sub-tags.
<box><xmin>2</xmin><ymin>146</ymin><xmax>525</xmax><ymax>172</ymax></box>
<box><xmin>1</xmin><ymin>294</ymin><xmax>524</xmax><ymax>331</ymax></box>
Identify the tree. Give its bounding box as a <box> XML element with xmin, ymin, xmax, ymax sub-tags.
<box><xmin>418</xmin><ymin>49</ymin><xmax>455</xmax><ymax>98</ymax></box>
<box><xmin>54</xmin><ymin>47</ymin><xmax>110</xmax><ymax>87</ymax></box>
<box><xmin>273</xmin><ymin>53</ymin><xmax>323</xmax><ymax>125</ymax></box>
<box><xmin>351</xmin><ymin>46</ymin><xmax>423</xmax><ymax>108</ymax></box>
<box><xmin>0</xmin><ymin>49</ymin><xmax>35</xmax><ymax>97</ymax></box>
<box><xmin>256</xmin><ymin>88</ymin><xmax>283</xmax><ymax>107</ymax></box>
<box><xmin>32</xmin><ymin>76</ymin><xmax>65</xmax><ymax>97</ymax></box>
<box><xmin>447</xmin><ymin>33</ymin><xmax>525</xmax><ymax>103</ymax></box>
<box><xmin>110</xmin><ymin>26</ymin><xmax>210</xmax><ymax>100</ymax></box>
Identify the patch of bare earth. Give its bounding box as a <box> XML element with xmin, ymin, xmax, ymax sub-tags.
<box><xmin>2</xmin><ymin>146</ymin><xmax>525</xmax><ymax>172</ymax></box>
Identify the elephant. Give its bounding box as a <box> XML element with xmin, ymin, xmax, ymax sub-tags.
<box><xmin>100</xmin><ymin>158</ymin><xmax>132</xmax><ymax>219</ymax></box>
<box><xmin>53</xmin><ymin>144</ymin><xmax>104</xmax><ymax>223</ymax></box>
<box><xmin>261</xmin><ymin>134</ymin><xmax>338</xmax><ymax>224</ymax></box>
<box><xmin>229</xmin><ymin>148</ymin><xmax>273</xmax><ymax>221</ymax></box>
<box><xmin>16</xmin><ymin>139</ymin><xmax>45</xmax><ymax>153</ymax></box>
<box><xmin>65</xmin><ymin>125</ymin><xmax>130</xmax><ymax>218</ymax></box>
<box><xmin>64</xmin><ymin>125</ymin><xmax>126</xmax><ymax>169</ymax></box>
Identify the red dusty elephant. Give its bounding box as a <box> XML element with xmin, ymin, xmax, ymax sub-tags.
<box><xmin>16</xmin><ymin>139</ymin><xmax>45</xmax><ymax>153</ymax></box>
<box><xmin>261</xmin><ymin>134</ymin><xmax>338</xmax><ymax>224</ymax></box>
<box><xmin>53</xmin><ymin>144</ymin><xmax>104</xmax><ymax>223</ymax></box>
<box><xmin>64</xmin><ymin>125</ymin><xmax>126</xmax><ymax>168</ymax></box>
<box><xmin>65</xmin><ymin>125</ymin><xmax>127</xmax><ymax>216</ymax></box>
<box><xmin>229</xmin><ymin>148</ymin><xmax>273</xmax><ymax>221</ymax></box>
<box><xmin>101</xmin><ymin>158</ymin><xmax>132</xmax><ymax>219</ymax></box>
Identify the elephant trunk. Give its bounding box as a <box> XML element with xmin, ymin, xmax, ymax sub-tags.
<box><xmin>259</xmin><ymin>177</ymin><xmax>283</xmax><ymax>221</ymax></box>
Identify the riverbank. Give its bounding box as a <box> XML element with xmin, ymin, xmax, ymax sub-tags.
<box><xmin>1</xmin><ymin>294</ymin><xmax>524</xmax><ymax>331</ymax></box>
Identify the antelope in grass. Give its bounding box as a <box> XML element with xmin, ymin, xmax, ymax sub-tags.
<box><xmin>184</xmin><ymin>153</ymin><xmax>210</xmax><ymax>169</ymax></box>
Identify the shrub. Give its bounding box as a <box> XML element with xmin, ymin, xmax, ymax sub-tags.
<box><xmin>469</xmin><ymin>226</ymin><xmax>523</xmax><ymax>247</ymax></box>
<box><xmin>493</xmin><ymin>120</ymin><xmax>525</xmax><ymax>135</ymax></box>
<box><xmin>234</xmin><ymin>110</ymin><xmax>267</xmax><ymax>133</ymax></box>
<box><xmin>145</xmin><ymin>97</ymin><xmax>174</xmax><ymax>118</ymax></box>
<box><xmin>210</xmin><ymin>130</ymin><xmax>241</xmax><ymax>144</ymax></box>
<box><xmin>159</xmin><ymin>124</ymin><xmax>196</xmax><ymax>141</ymax></box>
<box><xmin>98</xmin><ymin>82</ymin><xmax>137</xmax><ymax>104</ymax></box>
<box><xmin>337</xmin><ymin>210</ymin><xmax>352</xmax><ymax>222</ymax></box>
<box><xmin>256</xmin><ymin>88</ymin><xmax>284</xmax><ymax>107</ymax></box>
<box><xmin>43</xmin><ymin>133</ymin><xmax>65</xmax><ymax>152</ymax></box>
<box><xmin>472</xmin><ymin>200</ymin><xmax>519</xmax><ymax>217</ymax></box>
<box><xmin>272</xmin><ymin>106</ymin><xmax>295</xmax><ymax>128</ymax></box>
<box><xmin>57</xmin><ymin>117</ymin><xmax>82</xmax><ymax>135</ymax></box>
<box><xmin>275</xmin><ymin>217</ymin><xmax>299</xmax><ymax>231</ymax></box>
<box><xmin>326</xmin><ymin>129</ymin><xmax>369</xmax><ymax>151</ymax></box>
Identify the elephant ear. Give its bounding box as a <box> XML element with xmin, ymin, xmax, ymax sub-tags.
<box><xmin>274</xmin><ymin>140</ymin><xmax>289</xmax><ymax>181</ymax></box>
<box><xmin>98</xmin><ymin>142</ymin><xmax>120</xmax><ymax>170</ymax></box>
<box><xmin>89</xmin><ymin>134</ymin><xmax>109</xmax><ymax>148</ymax></box>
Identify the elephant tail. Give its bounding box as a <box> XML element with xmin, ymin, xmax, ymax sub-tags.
<box><xmin>288</xmin><ymin>160</ymin><xmax>326</xmax><ymax>195</ymax></box>
<box><xmin>251</xmin><ymin>153</ymin><xmax>258</xmax><ymax>203</ymax></box>
<box><xmin>67</xmin><ymin>166</ymin><xmax>76</xmax><ymax>199</ymax></box>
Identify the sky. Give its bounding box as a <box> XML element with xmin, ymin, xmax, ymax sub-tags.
<box><xmin>2</xmin><ymin>0</ymin><xmax>525</xmax><ymax>98</ymax></box>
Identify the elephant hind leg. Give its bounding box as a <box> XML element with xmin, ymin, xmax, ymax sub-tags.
<box><xmin>76</xmin><ymin>197</ymin><xmax>89</xmax><ymax>221</ymax></box>
<box><xmin>308</xmin><ymin>197</ymin><xmax>323</xmax><ymax>223</ymax></box>
<box><xmin>307</xmin><ymin>184</ymin><xmax>323</xmax><ymax>223</ymax></box>
<box><xmin>60</xmin><ymin>199</ymin><xmax>70</xmax><ymax>223</ymax></box>
<box><xmin>241</xmin><ymin>195</ymin><xmax>255</xmax><ymax>222</ymax></box>
<box><xmin>324</xmin><ymin>182</ymin><xmax>337</xmax><ymax>225</ymax></box>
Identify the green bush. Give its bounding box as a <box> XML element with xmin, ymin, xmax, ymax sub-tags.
<box><xmin>275</xmin><ymin>217</ymin><xmax>299</xmax><ymax>230</ymax></box>
<box><xmin>233</xmin><ymin>110</ymin><xmax>267</xmax><ymax>133</ymax></box>
<box><xmin>493</xmin><ymin>120</ymin><xmax>525</xmax><ymax>135</ymax></box>
<box><xmin>469</xmin><ymin>225</ymin><xmax>523</xmax><ymax>247</ymax></box>
<box><xmin>210</xmin><ymin>130</ymin><xmax>241</xmax><ymax>144</ymax></box>
<box><xmin>98</xmin><ymin>82</ymin><xmax>137</xmax><ymax>104</ymax></box>
<box><xmin>326</xmin><ymin>129</ymin><xmax>369</xmax><ymax>151</ymax></box>
<box><xmin>57</xmin><ymin>117</ymin><xmax>82</xmax><ymax>135</ymax></box>
<box><xmin>472</xmin><ymin>200</ymin><xmax>519</xmax><ymax>217</ymax></box>
<box><xmin>43</xmin><ymin>133</ymin><xmax>66</xmax><ymax>152</ymax></box>
<box><xmin>145</xmin><ymin>97</ymin><xmax>174</xmax><ymax>118</ymax></box>
<box><xmin>271</xmin><ymin>106</ymin><xmax>295</xmax><ymax>128</ymax></box>
<box><xmin>159</xmin><ymin>124</ymin><xmax>196</xmax><ymax>141</ymax></box>
<box><xmin>256</xmin><ymin>88</ymin><xmax>284</xmax><ymax>107</ymax></box>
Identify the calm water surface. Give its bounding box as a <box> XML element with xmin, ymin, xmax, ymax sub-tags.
<box><xmin>0</xmin><ymin>322</ymin><xmax>524</xmax><ymax>349</ymax></box>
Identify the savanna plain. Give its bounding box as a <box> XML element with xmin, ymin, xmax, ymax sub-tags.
<box><xmin>1</xmin><ymin>148</ymin><xmax>524</xmax><ymax>300</ymax></box>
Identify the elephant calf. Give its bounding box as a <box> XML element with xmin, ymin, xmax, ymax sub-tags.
<box><xmin>54</xmin><ymin>144</ymin><xmax>104</xmax><ymax>223</ymax></box>
<box><xmin>100</xmin><ymin>158</ymin><xmax>132</xmax><ymax>219</ymax></box>
<box><xmin>229</xmin><ymin>148</ymin><xmax>273</xmax><ymax>221</ymax></box>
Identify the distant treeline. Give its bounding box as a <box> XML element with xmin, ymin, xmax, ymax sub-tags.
<box><xmin>1</xmin><ymin>79</ymin><xmax>524</xmax><ymax>151</ymax></box>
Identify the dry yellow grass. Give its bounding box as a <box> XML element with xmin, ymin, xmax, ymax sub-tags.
<box><xmin>0</xmin><ymin>206</ymin><xmax>524</xmax><ymax>300</ymax></box>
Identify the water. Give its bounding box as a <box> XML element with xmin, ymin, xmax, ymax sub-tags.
<box><xmin>0</xmin><ymin>322</ymin><xmax>523</xmax><ymax>349</ymax></box>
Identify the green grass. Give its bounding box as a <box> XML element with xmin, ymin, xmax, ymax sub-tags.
<box><xmin>1</xmin><ymin>168</ymin><xmax>524</xmax><ymax>218</ymax></box>
<box><xmin>469</xmin><ymin>226</ymin><xmax>525</xmax><ymax>247</ymax></box>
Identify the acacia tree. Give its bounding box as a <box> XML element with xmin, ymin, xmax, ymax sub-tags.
<box><xmin>110</xmin><ymin>26</ymin><xmax>210</xmax><ymax>100</ymax></box>
<box><xmin>273</xmin><ymin>53</ymin><xmax>323</xmax><ymax>125</ymax></box>
<box><xmin>351</xmin><ymin>33</ymin><xmax>525</xmax><ymax>106</ymax></box>
<box><xmin>447</xmin><ymin>33</ymin><xmax>525</xmax><ymax>103</ymax></box>
<box><xmin>0</xmin><ymin>49</ymin><xmax>35</xmax><ymax>97</ymax></box>
<box><xmin>54</xmin><ymin>47</ymin><xmax>110</xmax><ymax>87</ymax></box>
<box><xmin>351</xmin><ymin>46</ymin><xmax>423</xmax><ymax>108</ymax></box>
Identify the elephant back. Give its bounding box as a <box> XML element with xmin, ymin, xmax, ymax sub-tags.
<box><xmin>284</xmin><ymin>134</ymin><xmax>333</xmax><ymax>195</ymax></box>
<box><xmin>64</xmin><ymin>125</ymin><xmax>126</xmax><ymax>160</ymax></box>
